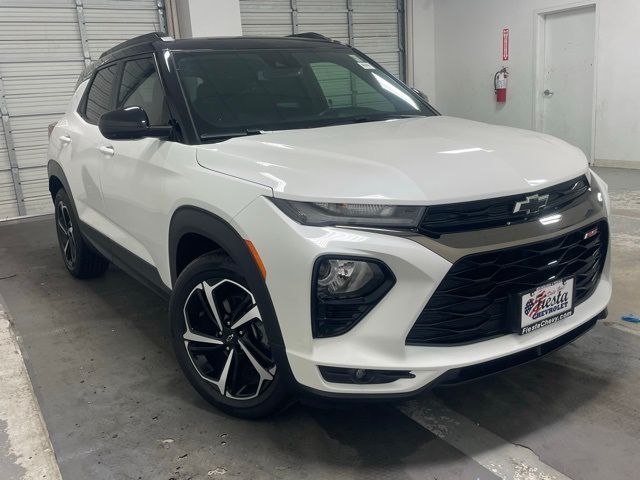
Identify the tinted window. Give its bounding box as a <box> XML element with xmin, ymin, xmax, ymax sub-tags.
<box><xmin>85</xmin><ymin>64</ymin><xmax>118</xmax><ymax>124</ymax></box>
<box><xmin>174</xmin><ymin>49</ymin><xmax>432</xmax><ymax>139</ymax></box>
<box><xmin>117</xmin><ymin>57</ymin><xmax>170</xmax><ymax>126</ymax></box>
<box><xmin>310</xmin><ymin>62</ymin><xmax>395</xmax><ymax>112</ymax></box>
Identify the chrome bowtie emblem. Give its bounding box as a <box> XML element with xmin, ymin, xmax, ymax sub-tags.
<box><xmin>513</xmin><ymin>193</ymin><xmax>549</xmax><ymax>215</ymax></box>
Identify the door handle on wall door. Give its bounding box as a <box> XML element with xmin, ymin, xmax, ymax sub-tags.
<box><xmin>543</xmin><ymin>89</ymin><xmax>554</xmax><ymax>97</ymax></box>
<box><xmin>59</xmin><ymin>135</ymin><xmax>72</xmax><ymax>144</ymax></box>
<box><xmin>98</xmin><ymin>145</ymin><xmax>115</xmax><ymax>156</ymax></box>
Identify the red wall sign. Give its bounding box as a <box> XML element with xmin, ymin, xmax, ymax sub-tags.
<box><xmin>502</xmin><ymin>28</ymin><xmax>509</xmax><ymax>61</ymax></box>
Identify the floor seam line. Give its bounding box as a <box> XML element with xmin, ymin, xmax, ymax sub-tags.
<box><xmin>398</xmin><ymin>394</ymin><xmax>574</xmax><ymax>480</ymax></box>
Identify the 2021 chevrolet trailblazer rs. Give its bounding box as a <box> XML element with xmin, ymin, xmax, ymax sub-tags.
<box><xmin>47</xmin><ymin>32</ymin><xmax>611</xmax><ymax>417</ymax></box>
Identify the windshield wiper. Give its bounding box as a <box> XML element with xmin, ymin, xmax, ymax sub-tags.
<box><xmin>347</xmin><ymin>114</ymin><xmax>423</xmax><ymax>124</ymax></box>
<box><xmin>200</xmin><ymin>129</ymin><xmax>263</xmax><ymax>142</ymax></box>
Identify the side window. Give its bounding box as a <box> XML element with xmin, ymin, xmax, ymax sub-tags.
<box><xmin>85</xmin><ymin>64</ymin><xmax>118</xmax><ymax>124</ymax></box>
<box><xmin>309</xmin><ymin>62</ymin><xmax>395</xmax><ymax>112</ymax></box>
<box><xmin>117</xmin><ymin>57</ymin><xmax>170</xmax><ymax>126</ymax></box>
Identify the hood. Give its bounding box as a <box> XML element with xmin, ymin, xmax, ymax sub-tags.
<box><xmin>195</xmin><ymin>116</ymin><xmax>588</xmax><ymax>204</ymax></box>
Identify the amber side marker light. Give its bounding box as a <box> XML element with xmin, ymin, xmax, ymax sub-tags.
<box><xmin>245</xmin><ymin>240</ymin><xmax>267</xmax><ymax>280</ymax></box>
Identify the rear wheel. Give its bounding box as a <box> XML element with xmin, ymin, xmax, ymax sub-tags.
<box><xmin>54</xmin><ymin>189</ymin><xmax>109</xmax><ymax>278</ymax></box>
<box><xmin>170</xmin><ymin>253</ymin><xmax>290</xmax><ymax>418</ymax></box>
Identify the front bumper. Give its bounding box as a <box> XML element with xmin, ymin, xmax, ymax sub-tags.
<box><xmin>233</xmin><ymin>174</ymin><xmax>611</xmax><ymax>397</ymax></box>
<box><xmin>299</xmin><ymin>308</ymin><xmax>607</xmax><ymax>400</ymax></box>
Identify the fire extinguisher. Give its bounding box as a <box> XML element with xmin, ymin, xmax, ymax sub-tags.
<box><xmin>494</xmin><ymin>67</ymin><xmax>508</xmax><ymax>103</ymax></box>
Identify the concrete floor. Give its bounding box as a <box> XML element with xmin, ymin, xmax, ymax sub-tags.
<box><xmin>0</xmin><ymin>167</ymin><xmax>638</xmax><ymax>480</ymax></box>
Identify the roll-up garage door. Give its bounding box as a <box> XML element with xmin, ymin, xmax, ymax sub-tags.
<box><xmin>240</xmin><ymin>0</ymin><xmax>405</xmax><ymax>79</ymax></box>
<box><xmin>0</xmin><ymin>0</ymin><xmax>166</xmax><ymax>220</ymax></box>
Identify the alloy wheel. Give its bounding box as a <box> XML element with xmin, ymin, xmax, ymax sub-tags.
<box><xmin>182</xmin><ymin>279</ymin><xmax>276</xmax><ymax>400</ymax></box>
<box><xmin>56</xmin><ymin>201</ymin><xmax>77</xmax><ymax>268</ymax></box>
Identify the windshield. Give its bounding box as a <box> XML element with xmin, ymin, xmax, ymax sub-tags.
<box><xmin>172</xmin><ymin>48</ymin><xmax>434</xmax><ymax>140</ymax></box>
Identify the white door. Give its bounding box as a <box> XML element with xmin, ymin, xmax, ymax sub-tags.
<box><xmin>541</xmin><ymin>6</ymin><xmax>596</xmax><ymax>158</ymax></box>
<box><xmin>100</xmin><ymin>56</ymin><xmax>174</xmax><ymax>267</ymax></box>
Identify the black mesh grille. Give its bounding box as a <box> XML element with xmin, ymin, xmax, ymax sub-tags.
<box><xmin>406</xmin><ymin>220</ymin><xmax>608</xmax><ymax>346</ymax></box>
<box><xmin>419</xmin><ymin>176</ymin><xmax>590</xmax><ymax>237</ymax></box>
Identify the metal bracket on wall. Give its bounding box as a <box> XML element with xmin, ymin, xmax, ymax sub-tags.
<box><xmin>0</xmin><ymin>76</ymin><xmax>26</xmax><ymax>217</ymax></box>
<box><xmin>290</xmin><ymin>0</ymin><xmax>299</xmax><ymax>35</ymax></box>
<box><xmin>397</xmin><ymin>0</ymin><xmax>406</xmax><ymax>82</ymax></box>
<box><xmin>346</xmin><ymin>0</ymin><xmax>354</xmax><ymax>45</ymax></box>
<box><xmin>157</xmin><ymin>0</ymin><xmax>167</xmax><ymax>33</ymax></box>
<box><xmin>347</xmin><ymin>0</ymin><xmax>357</xmax><ymax>105</ymax></box>
<box><xmin>75</xmin><ymin>0</ymin><xmax>92</xmax><ymax>65</ymax></box>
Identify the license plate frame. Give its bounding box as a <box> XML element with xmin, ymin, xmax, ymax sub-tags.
<box><xmin>512</xmin><ymin>277</ymin><xmax>576</xmax><ymax>335</ymax></box>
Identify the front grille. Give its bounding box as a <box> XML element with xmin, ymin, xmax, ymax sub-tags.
<box><xmin>419</xmin><ymin>175</ymin><xmax>590</xmax><ymax>237</ymax></box>
<box><xmin>406</xmin><ymin>220</ymin><xmax>608</xmax><ymax>346</ymax></box>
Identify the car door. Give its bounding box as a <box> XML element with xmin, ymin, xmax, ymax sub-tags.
<box><xmin>61</xmin><ymin>63</ymin><xmax>119</xmax><ymax>228</ymax></box>
<box><xmin>99</xmin><ymin>55</ymin><xmax>179</xmax><ymax>271</ymax></box>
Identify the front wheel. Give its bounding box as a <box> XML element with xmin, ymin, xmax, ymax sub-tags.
<box><xmin>169</xmin><ymin>253</ymin><xmax>290</xmax><ymax>418</ymax></box>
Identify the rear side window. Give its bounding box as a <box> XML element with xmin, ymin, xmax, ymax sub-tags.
<box><xmin>85</xmin><ymin>64</ymin><xmax>118</xmax><ymax>124</ymax></box>
<box><xmin>117</xmin><ymin>57</ymin><xmax>170</xmax><ymax>126</ymax></box>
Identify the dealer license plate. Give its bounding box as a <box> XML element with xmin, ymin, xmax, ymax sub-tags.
<box><xmin>519</xmin><ymin>277</ymin><xmax>575</xmax><ymax>335</ymax></box>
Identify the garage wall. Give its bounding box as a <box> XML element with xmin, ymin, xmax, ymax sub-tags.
<box><xmin>174</xmin><ymin>0</ymin><xmax>242</xmax><ymax>38</ymax></box>
<box><xmin>0</xmin><ymin>0</ymin><xmax>166</xmax><ymax>220</ymax></box>
<box><xmin>405</xmin><ymin>0</ymin><xmax>435</xmax><ymax>103</ymax></box>
<box><xmin>239</xmin><ymin>0</ymin><xmax>407</xmax><ymax>80</ymax></box>
<box><xmin>426</xmin><ymin>0</ymin><xmax>640</xmax><ymax>168</ymax></box>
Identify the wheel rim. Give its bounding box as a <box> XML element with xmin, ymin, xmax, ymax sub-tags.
<box><xmin>182</xmin><ymin>279</ymin><xmax>276</xmax><ymax>400</ymax></box>
<box><xmin>56</xmin><ymin>201</ymin><xmax>77</xmax><ymax>268</ymax></box>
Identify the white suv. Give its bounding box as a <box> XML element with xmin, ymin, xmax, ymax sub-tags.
<box><xmin>47</xmin><ymin>33</ymin><xmax>611</xmax><ymax>418</ymax></box>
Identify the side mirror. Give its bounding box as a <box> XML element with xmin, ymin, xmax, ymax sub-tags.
<box><xmin>98</xmin><ymin>106</ymin><xmax>172</xmax><ymax>140</ymax></box>
<box><xmin>411</xmin><ymin>87</ymin><xmax>429</xmax><ymax>103</ymax></box>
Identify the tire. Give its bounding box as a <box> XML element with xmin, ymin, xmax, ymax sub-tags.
<box><xmin>54</xmin><ymin>189</ymin><xmax>110</xmax><ymax>279</ymax></box>
<box><xmin>169</xmin><ymin>253</ymin><xmax>291</xmax><ymax>418</ymax></box>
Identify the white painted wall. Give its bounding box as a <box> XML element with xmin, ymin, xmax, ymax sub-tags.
<box><xmin>410</xmin><ymin>0</ymin><xmax>640</xmax><ymax>167</ymax></box>
<box><xmin>175</xmin><ymin>0</ymin><xmax>242</xmax><ymax>38</ymax></box>
<box><xmin>593</xmin><ymin>0</ymin><xmax>640</xmax><ymax>167</ymax></box>
<box><xmin>406</xmin><ymin>0</ymin><xmax>437</xmax><ymax>104</ymax></box>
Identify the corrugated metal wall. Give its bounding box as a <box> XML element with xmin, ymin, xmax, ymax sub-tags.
<box><xmin>0</xmin><ymin>0</ymin><xmax>165</xmax><ymax>220</ymax></box>
<box><xmin>240</xmin><ymin>0</ymin><xmax>405</xmax><ymax>79</ymax></box>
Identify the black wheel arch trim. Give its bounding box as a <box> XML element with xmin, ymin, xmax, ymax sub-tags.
<box><xmin>168</xmin><ymin>206</ymin><xmax>296</xmax><ymax>388</ymax></box>
<box><xmin>48</xmin><ymin>159</ymin><xmax>74</xmax><ymax>205</ymax></box>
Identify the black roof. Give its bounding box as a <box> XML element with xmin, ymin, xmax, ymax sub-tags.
<box><xmin>99</xmin><ymin>31</ymin><xmax>346</xmax><ymax>61</ymax></box>
<box><xmin>77</xmin><ymin>32</ymin><xmax>349</xmax><ymax>89</ymax></box>
<box><xmin>99</xmin><ymin>32</ymin><xmax>168</xmax><ymax>59</ymax></box>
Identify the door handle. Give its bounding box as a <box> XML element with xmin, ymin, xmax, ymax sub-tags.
<box><xmin>98</xmin><ymin>145</ymin><xmax>115</xmax><ymax>156</ymax></box>
<box><xmin>543</xmin><ymin>89</ymin><xmax>554</xmax><ymax>97</ymax></box>
<box><xmin>59</xmin><ymin>135</ymin><xmax>72</xmax><ymax>144</ymax></box>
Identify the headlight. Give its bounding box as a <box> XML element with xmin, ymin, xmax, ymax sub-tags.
<box><xmin>272</xmin><ymin>199</ymin><xmax>425</xmax><ymax>228</ymax></box>
<box><xmin>312</xmin><ymin>257</ymin><xmax>395</xmax><ymax>338</ymax></box>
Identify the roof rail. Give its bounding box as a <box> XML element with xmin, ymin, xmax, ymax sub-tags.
<box><xmin>287</xmin><ymin>32</ymin><xmax>333</xmax><ymax>42</ymax></box>
<box><xmin>99</xmin><ymin>32</ymin><xmax>171</xmax><ymax>59</ymax></box>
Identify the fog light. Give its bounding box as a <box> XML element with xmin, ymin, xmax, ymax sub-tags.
<box><xmin>312</xmin><ymin>256</ymin><xmax>395</xmax><ymax>337</ymax></box>
<box><xmin>316</xmin><ymin>259</ymin><xmax>376</xmax><ymax>299</ymax></box>
<box><xmin>319</xmin><ymin>366</ymin><xmax>415</xmax><ymax>384</ymax></box>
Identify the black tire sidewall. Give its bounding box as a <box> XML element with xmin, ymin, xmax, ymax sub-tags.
<box><xmin>169</xmin><ymin>253</ymin><xmax>290</xmax><ymax>418</ymax></box>
<box><xmin>54</xmin><ymin>189</ymin><xmax>109</xmax><ymax>278</ymax></box>
<box><xmin>54</xmin><ymin>189</ymin><xmax>84</xmax><ymax>276</ymax></box>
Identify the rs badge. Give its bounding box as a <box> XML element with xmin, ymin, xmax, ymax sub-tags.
<box><xmin>584</xmin><ymin>227</ymin><xmax>599</xmax><ymax>240</ymax></box>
